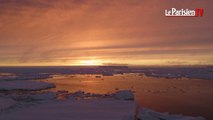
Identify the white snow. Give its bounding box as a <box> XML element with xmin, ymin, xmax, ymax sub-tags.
<box><xmin>9</xmin><ymin>92</ymin><xmax>57</xmax><ymax>101</ymax></box>
<box><xmin>67</xmin><ymin>91</ymin><xmax>113</xmax><ymax>100</ymax></box>
<box><xmin>138</xmin><ymin>107</ymin><xmax>205</xmax><ymax>120</ymax></box>
<box><xmin>0</xmin><ymin>98</ymin><xmax>17</xmax><ymax>110</ymax></box>
<box><xmin>0</xmin><ymin>90</ymin><xmax>207</xmax><ymax>120</ymax></box>
<box><xmin>29</xmin><ymin>92</ymin><xmax>56</xmax><ymax>100</ymax></box>
<box><xmin>0</xmin><ymin>81</ymin><xmax>55</xmax><ymax>91</ymax></box>
<box><xmin>0</xmin><ymin>99</ymin><xmax>135</xmax><ymax>120</ymax></box>
<box><xmin>115</xmin><ymin>90</ymin><xmax>134</xmax><ymax>100</ymax></box>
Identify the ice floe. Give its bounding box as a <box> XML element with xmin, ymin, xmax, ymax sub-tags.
<box><xmin>143</xmin><ymin>67</ymin><xmax>213</xmax><ymax>80</ymax></box>
<box><xmin>9</xmin><ymin>92</ymin><xmax>56</xmax><ymax>101</ymax></box>
<box><xmin>138</xmin><ymin>107</ymin><xmax>205</xmax><ymax>120</ymax></box>
<box><xmin>0</xmin><ymin>90</ymin><xmax>207</xmax><ymax>120</ymax></box>
<box><xmin>0</xmin><ymin>99</ymin><xmax>135</xmax><ymax>120</ymax></box>
<box><xmin>0</xmin><ymin>98</ymin><xmax>17</xmax><ymax>110</ymax></box>
<box><xmin>114</xmin><ymin>90</ymin><xmax>134</xmax><ymax>100</ymax></box>
<box><xmin>0</xmin><ymin>81</ymin><xmax>55</xmax><ymax>91</ymax></box>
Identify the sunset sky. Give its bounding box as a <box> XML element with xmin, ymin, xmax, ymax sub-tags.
<box><xmin>0</xmin><ymin>0</ymin><xmax>212</xmax><ymax>66</ymax></box>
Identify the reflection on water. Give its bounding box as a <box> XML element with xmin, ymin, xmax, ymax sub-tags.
<box><xmin>43</xmin><ymin>73</ymin><xmax>213</xmax><ymax>119</ymax></box>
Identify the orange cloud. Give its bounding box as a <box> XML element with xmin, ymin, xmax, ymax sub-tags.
<box><xmin>0</xmin><ymin>0</ymin><xmax>212</xmax><ymax>66</ymax></box>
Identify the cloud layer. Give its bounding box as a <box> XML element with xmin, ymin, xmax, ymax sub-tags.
<box><xmin>0</xmin><ymin>0</ymin><xmax>213</xmax><ymax>66</ymax></box>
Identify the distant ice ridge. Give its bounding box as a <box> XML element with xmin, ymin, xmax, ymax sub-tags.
<box><xmin>143</xmin><ymin>67</ymin><xmax>213</xmax><ymax>80</ymax></box>
<box><xmin>0</xmin><ymin>66</ymin><xmax>212</xmax><ymax>80</ymax></box>
<box><xmin>0</xmin><ymin>80</ymin><xmax>55</xmax><ymax>91</ymax></box>
<box><xmin>0</xmin><ymin>73</ymin><xmax>51</xmax><ymax>81</ymax></box>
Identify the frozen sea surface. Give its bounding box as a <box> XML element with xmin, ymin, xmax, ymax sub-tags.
<box><xmin>0</xmin><ymin>80</ymin><xmax>55</xmax><ymax>91</ymax></box>
<box><xmin>0</xmin><ymin>89</ymin><xmax>205</xmax><ymax>120</ymax></box>
<box><xmin>138</xmin><ymin>108</ymin><xmax>205</xmax><ymax>120</ymax></box>
<box><xmin>0</xmin><ymin>66</ymin><xmax>211</xmax><ymax>120</ymax></box>
<box><xmin>0</xmin><ymin>99</ymin><xmax>135</xmax><ymax>120</ymax></box>
<box><xmin>0</xmin><ymin>98</ymin><xmax>17</xmax><ymax>111</ymax></box>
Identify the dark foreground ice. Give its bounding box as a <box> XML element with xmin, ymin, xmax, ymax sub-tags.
<box><xmin>0</xmin><ymin>85</ymin><xmax>205</xmax><ymax>120</ymax></box>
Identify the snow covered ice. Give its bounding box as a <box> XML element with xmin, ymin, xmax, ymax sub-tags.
<box><xmin>138</xmin><ymin>108</ymin><xmax>205</xmax><ymax>120</ymax></box>
<box><xmin>0</xmin><ymin>98</ymin><xmax>17</xmax><ymax>111</ymax></box>
<box><xmin>114</xmin><ymin>90</ymin><xmax>134</xmax><ymax>100</ymax></box>
<box><xmin>0</xmin><ymin>89</ymin><xmax>206</xmax><ymax>120</ymax></box>
<box><xmin>0</xmin><ymin>80</ymin><xmax>55</xmax><ymax>91</ymax></box>
<box><xmin>0</xmin><ymin>99</ymin><xmax>136</xmax><ymax>120</ymax></box>
<box><xmin>0</xmin><ymin>67</ymin><xmax>209</xmax><ymax>120</ymax></box>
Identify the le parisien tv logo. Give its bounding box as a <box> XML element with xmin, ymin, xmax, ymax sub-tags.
<box><xmin>165</xmin><ymin>8</ymin><xmax>204</xmax><ymax>17</ymax></box>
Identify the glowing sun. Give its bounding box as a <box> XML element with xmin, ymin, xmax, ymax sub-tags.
<box><xmin>75</xmin><ymin>60</ymin><xmax>103</xmax><ymax>66</ymax></box>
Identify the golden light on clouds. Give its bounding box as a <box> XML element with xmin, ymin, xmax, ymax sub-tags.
<box><xmin>0</xmin><ymin>0</ymin><xmax>212</xmax><ymax>66</ymax></box>
<box><xmin>73</xmin><ymin>59</ymin><xmax>103</xmax><ymax>66</ymax></box>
